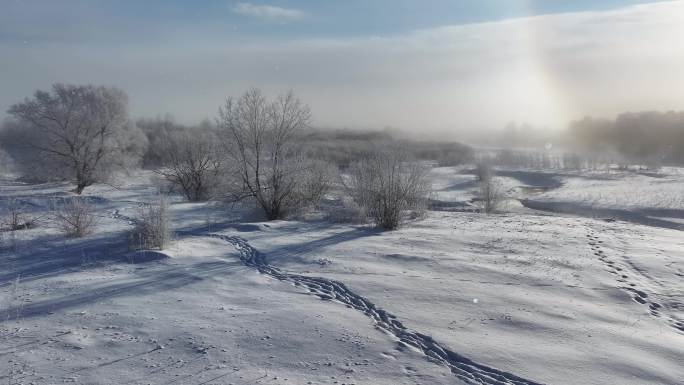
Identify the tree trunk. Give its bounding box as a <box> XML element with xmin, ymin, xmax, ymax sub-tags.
<box><xmin>264</xmin><ymin>205</ymin><xmax>283</xmax><ymax>220</ymax></box>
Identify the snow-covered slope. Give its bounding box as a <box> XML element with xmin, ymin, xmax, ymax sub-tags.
<box><xmin>1</xmin><ymin>169</ymin><xmax>683</xmax><ymax>384</ymax></box>
<box><xmin>231</xmin><ymin>214</ymin><xmax>684</xmax><ymax>385</ymax></box>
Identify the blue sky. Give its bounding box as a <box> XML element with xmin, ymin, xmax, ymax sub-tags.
<box><xmin>1</xmin><ymin>1</ymin><xmax>683</xmax><ymax>132</ymax></box>
<box><xmin>1</xmin><ymin>0</ymin><xmax>669</xmax><ymax>42</ymax></box>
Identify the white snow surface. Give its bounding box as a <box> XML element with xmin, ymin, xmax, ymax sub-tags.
<box><xmin>1</xmin><ymin>168</ymin><xmax>683</xmax><ymax>384</ymax></box>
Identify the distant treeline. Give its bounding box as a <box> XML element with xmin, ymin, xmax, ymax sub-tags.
<box><xmin>300</xmin><ymin>128</ymin><xmax>474</xmax><ymax>169</ymax></box>
<box><xmin>137</xmin><ymin>121</ymin><xmax>475</xmax><ymax>170</ymax></box>
<box><xmin>568</xmin><ymin>111</ymin><xmax>684</xmax><ymax>166</ymax></box>
<box><xmin>470</xmin><ymin>111</ymin><xmax>684</xmax><ymax>167</ymax></box>
<box><xmin>0</xmin><ymin>85</ymin><xmax>445</xmax><ymax>226</ymax></box>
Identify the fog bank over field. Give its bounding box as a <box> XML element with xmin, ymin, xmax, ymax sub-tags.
<box><xmin>2</xmin><ymin>1</ymin><xmax>684</xmax><ymax>132</ymax></box>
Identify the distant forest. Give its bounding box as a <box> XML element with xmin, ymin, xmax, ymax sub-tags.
<box><xmin>473</xmin><ymin>111</ymin><xmax>684</xmax><ymax>167</ymax></box>
<box><xmin>567</xmin><ymin>111</ymin><xmax>684</xmax><ymax>166</ymax></box>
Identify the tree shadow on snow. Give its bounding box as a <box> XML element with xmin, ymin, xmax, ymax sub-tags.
<box><xmin>263</xmin><ymin>227</ymin><xmax>383</xmax><ymax>266</ymax></box>
<box><xmin>178</xmin><ymin>220</ymin><xmax>382</xmax><ymax>267</ymax></box>
<box><xmin>0</xmin><ymin>259</ymin><xmax>244</xmax><ymax>321</ymax></box>
<box><xmin>0</xmin><ymin>233</ymin><xmax>133</xmax><ymax>287</ymax></box>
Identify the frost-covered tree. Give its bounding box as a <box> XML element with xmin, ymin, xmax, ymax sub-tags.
<box><xmin>218</xmin><ymin>88</ymin><xmax>328</xmax><ymax>219</ymax></box>
<box><xmin>155</xmin><ymin>128</ymin><xmax>223</xmax><ymax>202</ymax></box>
<box><xmin>3</xmin><ymin>84</ymin><xmax>146</xmax><ymax>193</ymax></box>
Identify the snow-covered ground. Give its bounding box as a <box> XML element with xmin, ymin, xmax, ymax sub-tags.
<box><xmin>1</xmin><ymin>168</ymin><xmax>683</xmax><ymax>384</ymax></box>
<box><xmin>535</xmin><ymin>172</ymin><xmax>684</xmax><ymax>211</ymax></box>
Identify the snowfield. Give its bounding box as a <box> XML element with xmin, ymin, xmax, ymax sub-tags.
<box><xmin>1</xmin><ymin>168</ymin><xmax>683</xmax><ymax>384</ymax></box>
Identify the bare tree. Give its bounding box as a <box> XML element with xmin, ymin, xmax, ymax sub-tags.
<box><xmin>155</xmin><ymin>128</ymin><xmax>222</xmax><ymax>202</ymax></box>
<box><xmin>4</xmin><ymin>84</ymin><xmax>145</xmax><ymax>193</ymax></box>
<box><xmin>218</xmin><ymin>88</ymin><xmax>315</xmax><ymax>220</ymax></box>
<box><xmin>345</xmin><ymin>150</ymin><xmax>430</xmax><ymax>230</ymax></box>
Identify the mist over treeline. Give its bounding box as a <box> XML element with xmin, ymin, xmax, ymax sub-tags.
<box><xmin>140</xmin><ymin>109</ymin><xmax>682</xmax><ymax>171</ymax></box>
<box><xmin>459</xmin><ymin>111</ymin><xmax>684</xmax><ymax>168</ymax></box>
<box><xmin>1</xmin><ymin>83</ymin><xmax>684</xmax><ymax>184</ymax></box>
<box><xmin>567</xmin><ymin>111</ymin><xmax>684</xmax><ymax>166</ymax></box>
<box><xmin>300</xmin><ymin>128</ymin><xmax>473</xmax><ymax>169</ymax></box>
<box><xmin>135</xmin><ymin>117</ymin><xmax>474</xmax><ymax>170</ymax></box>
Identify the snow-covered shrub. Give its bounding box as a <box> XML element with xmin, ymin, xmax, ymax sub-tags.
<box><xmin>345</xmin><ymin>150</ymin><xmax>430</xmax><ymax>230</ymax></box>
<box><xmin>129</xmin><ymin>196</ymin><xmax>172</xmax><ymax>250</ymax></box>
<box><xmin>479</xmin><ymin>177</ymin><xmax>503</xmax><ymax>214</ymax></box>
<box><xmin>55</xmin><ymin>197</ymin><xmax>97</xmax><ymax>237</ymax></box>
<box><xmin>474</xmin><ymin>159</ymin><xmax>502</xmax><ymax>213</ymax></box>
<box><xmin>1</xmin><ymin>198</ymin><xmax>36</xmax><ymax>231</ymax></box>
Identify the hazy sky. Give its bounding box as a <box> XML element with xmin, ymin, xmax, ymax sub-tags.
<box><xmin>1</xmin><ymin>0</ymin><xmax>683</xmax><ymax>132</ymax></box>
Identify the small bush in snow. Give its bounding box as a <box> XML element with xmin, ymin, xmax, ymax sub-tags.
<box><xmin>2</xmin><ymin>198</ymin><xmax>36</xmax><ymax>231</ymax></box>
<box><xmin>479</xmin><ymin>177</ymin><xmax>503</xmax><ymax>214</ymax></box>
<box><xmin>345</xmin><ymin>150</ymin><xmax>430</xmax><ymax>230</ymax></box>
<box><xmin>55</xmin><ymin>197</ymin><xmax>97</xmax><ymax>238</ymax></box>
<box><xmin>129</xmin><ymin>196</ymin><xmax>172</xmax><ymax>250</ymax></box>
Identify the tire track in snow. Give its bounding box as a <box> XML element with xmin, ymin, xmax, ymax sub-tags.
<box><xmin>208</xmin><ymin>233</ymin><xmax>543</xmax><ymax>385</ymax></box>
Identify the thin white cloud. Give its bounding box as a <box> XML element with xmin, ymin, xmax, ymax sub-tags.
<box><xmin>232</xmin><ymin>2</ymin><xmax>304</xmax><ymax>22</ymax></box>
<box><xmin>2</xmin><ymin>1</ymin><xmax>684</xmax><ymax>134</ymax></box>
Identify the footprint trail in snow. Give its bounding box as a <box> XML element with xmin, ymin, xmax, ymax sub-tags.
<box><xmin>208</xmin><ymin>233</ymin><xmax>544</xmax><ymax>385</ymax></box>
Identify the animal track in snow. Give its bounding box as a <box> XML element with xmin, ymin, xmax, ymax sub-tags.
<box><xmin>208</xmin><ymin>233</ymin><xmax>544</xmax><ymax>385</ymax></box>
<box><xmin>587</xmin><ymin>230</ymin><xmax>682</xmax><ymax>332</ymax></box>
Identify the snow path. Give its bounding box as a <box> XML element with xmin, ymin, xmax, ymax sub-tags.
<box><xmin>205</xmin><ymin>232</ymin><xmax>544</xmax><ymax>385</ymax></box>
